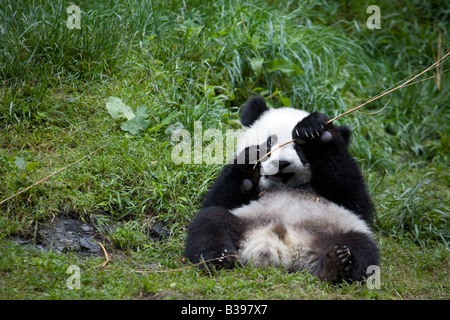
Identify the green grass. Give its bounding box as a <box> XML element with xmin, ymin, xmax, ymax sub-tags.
<box><xmin>0</xmin><ymin>0</ymin><xmax>449</xmax><ymax>299</ymax></box>
<box><xmin>1</xmin><ymin>236</ymin><xmax>448</xmax><ymax>299</ymax></box>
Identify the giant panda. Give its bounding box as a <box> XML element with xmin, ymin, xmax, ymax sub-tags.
<box><xmin>184</xmin><ymin>96</ymin><xmax>379</xmax><ymax>282</ymax></box>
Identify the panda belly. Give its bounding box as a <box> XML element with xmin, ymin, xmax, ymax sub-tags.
<box><xmin>237</xmin><ymin>220</ymin><xmax>320</xmax><ymax>273</ymax></box>
<box><xmin>230</xmin><ymin>190</ymin><xmax>373</xmax><ymax>273</ymax></box>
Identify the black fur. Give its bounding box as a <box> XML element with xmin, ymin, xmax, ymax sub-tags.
<box><xmin>314</xmin><ymin>231</ymin><xmax>379</xmax><ymax>282</ymax></box>
<box><xmin>292</xmin><ymin>112</ymin><xmax>374</xmax><ymax>224</ymax></box>
<box><xmin>184</xmin><ymin>97</ymin><xmax>378</xmax><ymax>282</ymax></box>
<box><xmin>184</xmin><ymin>206</ymin><xmax>246</xmax><ymax>268</ymax></box>
<box><xmin>240</xmin><ymin>96</ymin><xmax>269</xmax><ymax>127</ymax></box>
<box><xmin>202</xmin><ymin>144</ymin><xmax>264</xmax><ymax>210</ymax></box>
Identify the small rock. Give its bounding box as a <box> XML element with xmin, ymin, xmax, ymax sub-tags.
<box><xmin>150</xmin><ymin>222</ymin><xmax>171</xmax><ymax>240</ymax></box>
<box><xmin>79</xmin><ymin>237</ymin><xmax>100</xmax><ymax>253</ymax></box>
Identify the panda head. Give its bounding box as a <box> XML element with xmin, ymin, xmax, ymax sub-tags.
<box><xmin>236</xmin><ymin>96</ymin><xmax>312</xmax><ymax>190</ymax></box>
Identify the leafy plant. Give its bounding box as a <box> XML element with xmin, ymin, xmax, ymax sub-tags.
<box><xmin>105</xmin><ymin>96</ymin><xmax>150</xmax><ymax>135</ymax></box>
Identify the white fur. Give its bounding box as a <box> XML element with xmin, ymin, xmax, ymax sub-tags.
<box><xmin>236</xmin><ymin>108</ymin><xmax>311</xmax><ymax>189</ymax></box>
<box><xmin>231</xmin><ymin>190</ymin><xmax>373</xmax><ymax>271</ymax></box>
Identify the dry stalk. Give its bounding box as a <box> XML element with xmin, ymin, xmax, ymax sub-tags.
<box><xmin>254</xmin><ymin>51</ymin><xmax>450</xmax><ymax>165</ymax></box>
<box><xmin>96</xmin><ymin>241</ymin><xmax>110</xmax><ymax>268</ymax></box>
<box><xmin>125</xmin><ymin>254</ymin><xmax>240</xmax><ymax>274</ymax></box>
<box><xmin>325</xmin><ymin>50</ymin><xmax>449</xmax><ymax>124</ymax></box>
<box><xmin>437</xmin><ymin>31</ymin><xmax>442</xmax><ymax>90</ymax></box>
<box><xmin>0</xmin><ymin>139</ymin><xmax>112</xmax><ymax>205</ymax></box>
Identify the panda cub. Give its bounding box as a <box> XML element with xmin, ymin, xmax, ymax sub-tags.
<box><xmin>184</xmin><ymin>96</ymin><xmax>378</xmax><ymax>282</ymax></box>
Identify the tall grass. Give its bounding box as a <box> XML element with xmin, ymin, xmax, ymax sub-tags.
<box><xmin>0</xmin><ymin>0</ymin><xmax>448</xmax><ymax>300</ymax></box>
<box><xmin>0</xmin><ymin>0</ymin><xmax>448</xmax><ymax>257</ymax></box>
<box><xmin>376</xmin><ymin>172</ymin><xmax>449</xmax><ymax>247</ymax></box>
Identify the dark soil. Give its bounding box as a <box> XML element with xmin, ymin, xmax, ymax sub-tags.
<box><xmin>12</xmin><ymin>216</ymin><xmax>103</xmax><ymax>257</ymax></box>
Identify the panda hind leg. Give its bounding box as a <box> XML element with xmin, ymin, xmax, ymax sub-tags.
<box><xmin>315</xmin><ymin>231</ymin><xmax>379</xmax><ymax>283</ymax></box>
<box><xmin>184</xmin><ymin>206</ymin><xmax>246</xmax><ymax>269</ymax></box>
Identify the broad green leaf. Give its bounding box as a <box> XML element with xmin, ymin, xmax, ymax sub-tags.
<box><xmin>120</xmin><ymin>116</ymin><xmax>150</xmax><ymax>135</ymax></box>
<box><xmin>250</xmin><ymin>57</ymin><xmax>264</xmax><ymax>75</ymax></box>
<box><xmin>267</xmin><ymin>59</ymin><xmax>303</xmax><ymax>76</ymax></box>
<box><xmin>14</xmin><ymin>157</ymin><xmax>26</xmax><ymax>170</ymax></box>
<box><xmin>160</xmin><ymin>110</ymin><xmax>181</xmax><ymax>126</ymax></box>
<box><xmin>135</xmin><ymin>105</ymin><xmax>150</xmax><ymax>119</ymax></box>
<box><xmin>119</xmin><ymin>105</ymin><xmax>151</xmax><ymax>135</ymax></box>
<box><xmin>278</xmin><ymin>94</ymin><xmax>291</xmax><ymax>107</ymax></box>
<box><xmin>105</xmin><ymin>96</ymin><xmax>135</xmax><ymax>121</ymax></box>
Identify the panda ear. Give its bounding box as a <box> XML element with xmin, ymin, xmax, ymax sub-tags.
<box><xmin>337</xmin><ymin>125</ymin><xmax>352</xmax><ymax>147</ymax></box>
<box><xmin>240</xmin><ymin>96</ymin><xmax>269</xmax><ymax>127</ymax></box>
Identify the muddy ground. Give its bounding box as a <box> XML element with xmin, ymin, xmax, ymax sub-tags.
<box><xmin>11</xmin><ymin>215</ymin><xmax>170</xmax><ymax>257</ymax></box>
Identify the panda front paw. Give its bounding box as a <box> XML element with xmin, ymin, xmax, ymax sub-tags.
<box><xmin>234</xmin><ymin>144</ymin><xmax>269</xmax><ymax>166</ymax></box>
<box><xmin>234</xmin><ymin>144</ymin><xmax>266</xmax><ymax>193</ymax></box>
<box><xmin>292</xmin><ymin>112</ymin><xmax>332</xmax><ymax>145</ymax></box>
<box><xmin>196</xmin><ymin>248</ymin><xmax>240</xmax><ymax>269</ymax></box>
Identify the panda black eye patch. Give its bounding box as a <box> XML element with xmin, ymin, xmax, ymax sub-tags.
<box><xmin>265</xmin><ymin>135</ymin><xmax>277</xmax><ymax>156</ymax></box>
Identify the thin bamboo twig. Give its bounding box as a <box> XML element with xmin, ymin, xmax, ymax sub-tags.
<box><xmin>356</xmin><ymin>95</ymin><xmax>392</xmax><ymax>115</ymax></box>
<box><xmin>252</xmin><ymin>51</ymin><xmax>450</xmax><ymax>166</ymax></box>
<box><xmin>0</xmin><ymin>139</ymin><xmax>112</xmax><ymax>205</ymax></box>
<box><xmin>253</xmin><ymin>138</ymin><xmax>298</xmax><ymax>168</ymax></box>
<box><xmin>125</xmin><ymin>255</ymin><xmax>240</xmax><ymax>273</ymax></box>
<box><xmin>325</xmin><ymin>50</ymin><xmax>450</xmax><ymax>124</ymax></box>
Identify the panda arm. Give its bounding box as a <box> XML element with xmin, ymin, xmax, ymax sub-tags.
<box><xmin>201</xmin><ymin>145</ymin><xmax>263</xmax><ymax>210</ymax></box>
<box><xmin>185</xmin><ymin>146</ymin><xmax>262</xmax><ymax>267</ymax></box>
<box><xmin>293</xmin><ymin>112</ymin><xmax>374</xmax><ymax>223</ymax></box>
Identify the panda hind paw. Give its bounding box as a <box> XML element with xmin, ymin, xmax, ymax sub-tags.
<box><xmin>318</xmin><ymin>245</ymin><xmax>353</xmax><ymax>282</ymax></box>
<box><xmin>335</xmin><ymin>245</ymin><xmax>353</xmax><ymax>272</ymax></box>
